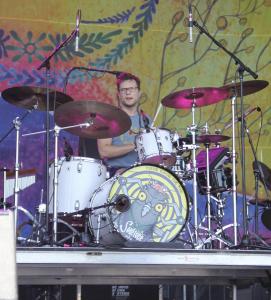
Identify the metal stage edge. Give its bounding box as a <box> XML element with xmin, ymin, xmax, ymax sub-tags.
<box><xmin>17</xmin><ymin>247</ymin><xmax>271</xmax><ymax>286</ymax></box>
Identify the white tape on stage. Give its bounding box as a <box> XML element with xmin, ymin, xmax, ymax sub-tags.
<box><xmin>0</xmin><ymin>210</ymin><xmax>17</xmax><ymax>300</ymax></box>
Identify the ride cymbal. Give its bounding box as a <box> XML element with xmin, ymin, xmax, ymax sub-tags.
<box><xmin>221</xmin><ymin>80</ymin><xmax>269</xmax><ymax>98</ymax></box>
<box><xmin>1</xmin><ymin>86</ymin><xmax>73</xmax><ymax>111</ymax></box>
<box><xmin>161</xmin><ymin>87</ymin><xmax>229</xmax><ymax>109</ymax></box>
<box><xmin>54</xmin><ymin>100</ymin><xmax>131</xmax><ymax>139</ymax></box>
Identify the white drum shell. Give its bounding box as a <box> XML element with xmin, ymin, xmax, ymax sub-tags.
<box><xmin>135</xmin><ymin>128</ymin><xmax>176</xmax><ymax>166</ymax></box>
<box><xmin>49</xmin><ymin>157</ymin><xmax>107</xmax><ymax>214</ymax></box>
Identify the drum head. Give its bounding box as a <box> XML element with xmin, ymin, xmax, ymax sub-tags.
<box><xmin>108</xmin><ymin>164</ymin><xmax>189</xmax><ymax>242</ymax></box>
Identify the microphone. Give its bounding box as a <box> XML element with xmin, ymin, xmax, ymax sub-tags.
<box><xmin>140</xmin><ymin>109</ymin><xmax>150</xmax><ymax>130</ymax></box>
<box><xmin>63</xmin><ymin>137</ymin><xmax>74</xmax><ymax>161</ymax></box>
<box><xmin>75</xmin><ymin>9</ymin><xmax>81</xmax><ymax>52</ymax></box>
<box><xmin>114</xmin><ymin>195</ymin><xmax>130</xmax><ymax>212</ymax></box>
<box><xmin>224</xmin><ymin>106</ymin><xmax>261</xmax><ymax>130</ymax></box>
<box><xmin>188</xmin><ymin>4</ymin><xmax>193</xmax><ymax>43</ymax></box>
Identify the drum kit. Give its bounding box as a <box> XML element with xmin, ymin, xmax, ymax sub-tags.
<box><xmin>0</xmin><ymin>78</ymin><xmax>269</xmax><ymax>249</ymax></box>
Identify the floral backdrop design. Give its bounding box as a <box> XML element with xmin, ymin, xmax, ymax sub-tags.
<box><xmin>0</xmin><ymin>0</ymin><xmax>271</xmax><ymax>239</ymax></box>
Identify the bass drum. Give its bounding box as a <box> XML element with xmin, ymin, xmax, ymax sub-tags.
<box><xmin>89</xmin><ymin>164</ymin><xmax>189</xmax><ymax>245</ymax></box>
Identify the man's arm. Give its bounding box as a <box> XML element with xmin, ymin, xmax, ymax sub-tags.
<box><xmin>97</xmin><ymin>138</ymin><xmax>135</xmax><ymax>159</ymax></box>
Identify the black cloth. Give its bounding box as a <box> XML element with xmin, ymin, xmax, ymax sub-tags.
<box><xmin>78</xmin><ymin>138</ymin><xmax>100</xmax><ymax>159</ymax></box>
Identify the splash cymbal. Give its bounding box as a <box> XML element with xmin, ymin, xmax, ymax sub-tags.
<box><xmin>161</xmin><ymin>87</ymin><xmax>229</xmax><ymax>109</ymax></box>
<box><xmin>54</xmin><ymin>100</ymin><xmax>131</xmax><ymax>139</ymax></box>
<box><xmin>1</xmin><ymin>86</ymin><xmax>73</xmax><ymax>111</ymax></box>
<box><xmin>221</xmin><ymin>80</ymin><xmax>269</xmax><ymax>98</ymax></box>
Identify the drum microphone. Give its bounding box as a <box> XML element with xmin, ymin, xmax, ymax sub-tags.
<box><xmin>224</xmin><ymin>106</ymin><xmax>261</xmax><ymax>130</ymax></box>
<box><xmin>63</xmin><ymin>137</ymin><xmax>74</xmax><ymax>161</ymax></box>
<box><xmin>188</xmin><ymin>3</ymin><xmax>193</xmax><ymax>43</ymax></box>
<box><xmin>140</xmin><ymin>109</ymin><xmax>150</xmax><ymax>131</ymax></box>
<box><xmin>114</xmin><ymin>195</ymin><xmax>130</xmax><ymax>212</ymax></box>
<box><xmin>75</xmin><ymin>9</ymin><xmax>81</xmax><ymax>52</ymax></box>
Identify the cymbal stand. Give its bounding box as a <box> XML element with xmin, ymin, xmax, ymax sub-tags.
<box><xmin>13</xmin><ymin>117</ymin><xmax>21</xmax><ymax>232</ymax></box>
<box><xmin>204</xmin><ymin>142</ymin><xmax>212</xmax><ymax>236</ymax></box>
<box><xmin>23</xmin><ymin>121</ymin><xmax>92</xmax><ymax>245</ymax></box>
<box><xmin>0</xmin><ymin>108</ymin><xmax>35</xmax><ymax>219</ymax></box>
<box><xmin>230</xmin><ymin>95</ymin><xmax>238</xmax><ymax>245</ymax></box>
<box><xmin>187</xmin><ymin>97</ymin><xmax>199</xmax><ymax>245</ymax></box>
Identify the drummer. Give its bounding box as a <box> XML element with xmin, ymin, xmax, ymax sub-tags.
<box><xmin>97</xmin><ymin>72</ymin><xmax>151</xmax><ymax>175</ymax></box>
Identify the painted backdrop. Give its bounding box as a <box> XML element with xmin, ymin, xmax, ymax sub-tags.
<box><xmin>0</xmin><ymin>0</ymin><xmax>270</xmax><ymax>238</ymax></box>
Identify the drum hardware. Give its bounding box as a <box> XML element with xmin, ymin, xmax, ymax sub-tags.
<box><xmin>195</xmin><ymin>142</ymin><xmax>235</xmax><ymax>248</ymax></box>
<box><xmin>222</xmin><ymin>82</ymin><xmax>268</xmax><ymax>248</ymax></box>
<box><xmin>16</xmin><ymin>206</ymin><xmax>48</xmax><ymax>245</ymax></box>
<box><xmin>162</xmin><ymin>86</ymin><xmax>230</xmax><ymax>245</ymax></box>
<box><xmin>1</xmin><ymin>85</ymin><xmax>73</xmax><ymax>242</ymax></box>
<box><xmin>61</xmin><ymin>194</ymin><xmax>130</xmax><ymax>244</ymax></box>
<box><xmin>23</xmin><ymin>122</ymin><xmax>92</xmax><ymax>245</ymax></box>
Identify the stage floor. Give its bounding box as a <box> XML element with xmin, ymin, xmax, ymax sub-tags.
<box><xmin>17</xmin><ymin>246</ymin><xmax>271</xmax><ymax>286</ymax></box>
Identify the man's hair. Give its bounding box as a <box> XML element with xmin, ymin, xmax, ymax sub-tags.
<box><xmin>116</xmin><ymin>72</ymin><xmax>141</xmax><ymax>91</ymax></box>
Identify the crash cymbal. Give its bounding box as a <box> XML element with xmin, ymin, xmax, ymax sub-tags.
<box><xmin>54</xmin><ymin>100</ymin><xmax>131</xmax><ymax>139</ymax></box>
<box><xmin>161</xmin><ymin>87</ymin><xmax>229</xmax><ymax>109</ymax></box>
<box><xmin>1</xmin><ymin>86</ymin><xmax>73</xmax><ymax>111</ymax></box>
<box><xmin>222</xmin><ymin>80</ymin><xmax>269</xmax><ymax>98</ymax></box>
<box><xmin>196</xmin><ymin>134</ymin><xmax>230</xmax><ymax>144</ymax></box>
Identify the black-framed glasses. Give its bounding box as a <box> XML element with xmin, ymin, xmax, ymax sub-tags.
<box><xmin>119</xmin><ymin>86</ymin><xmax>138</xmax><ymax>94</ymax></box>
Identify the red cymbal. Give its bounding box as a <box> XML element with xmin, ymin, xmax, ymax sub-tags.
<box><xmin>196</xmin><ymin>134</ymin><xmax>230</xmax><ymax>144</ymax></box>
<box><xmin>161</xmin><ymin>87</ymin><xmax>229</xmax><ymax>109</ymax></box>
<box><xmin>222</xmin><ymin>80</ymin><xmax>269</xmax><ymax>98</ymax></box>
<box><xmin>54</xmin><ymin>100</ymin><xmax>131</xmax><ymax>139</ymax></box>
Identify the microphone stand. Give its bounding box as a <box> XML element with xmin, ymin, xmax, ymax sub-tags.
<box><xmin>63</xmin><ymin>67</ymin><xmax>122</xmax><ymax>93</ymax></box>
<box><xmin>192</xmin><ymin>20</ymin><xmax>258</xmax><ymax>247</ymax></box>
<box><xmin>245</xmin><ymin>122</ymin><xmax>270</xmax><ymax>243</ymax></box>
<box><xmin>37</xmin><ymin>27</ymin><xmax>77</xmax><ymax>243</ymax></box>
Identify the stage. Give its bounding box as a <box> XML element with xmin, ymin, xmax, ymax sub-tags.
<box><xmin>17</xmin><ymin>247</ymin><xmax>271</xmax><ymax>286</ymax></box>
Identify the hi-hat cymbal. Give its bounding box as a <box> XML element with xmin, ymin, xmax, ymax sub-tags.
<box><xmin>54</xmin><ymin>100</ymin><xmax>131</xmax><ymax>139</ymax></box>
<box><xmin>175</xmin><ymin>134</ymin><xmax>230</xmax><ymax>145</ymax></box>
<box><xmin>221</xmin><ymin>80</ymin><xmax>269</xmax><ymax>98</ymax></box>
<box><xmin>196</xmin><ymin>134</ymin><xmax>230</xmax><ymax>144</ymax></box>
<box><xmin>161</xmin><ymin>87</ymin><xmax>229</xmax><ymax>109</ymax></box>
<box><xmin>1</xmin><ymin>86</ymin><xmax>73</xmax><ymax>111</ymax></box>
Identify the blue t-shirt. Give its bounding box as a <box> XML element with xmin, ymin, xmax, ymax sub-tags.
<box><xmin>107</xmin><ymin>113</ymin><xmax>150</xmax><ymax>168</ymax></box>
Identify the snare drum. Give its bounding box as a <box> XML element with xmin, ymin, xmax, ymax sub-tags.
<box><xmin>49</xmin><ymin>157</ymin><xmax>107</xmax><ymax>214</ymax></box>
<box><xmin>89</xmin><ymin>164</ymin><xmax>189</xmax><ymax>244</ymax></box>
<box><xmin>135</xmin><ymin>128</ymin><xmax>177</xmax><ymax>167</ymax></box>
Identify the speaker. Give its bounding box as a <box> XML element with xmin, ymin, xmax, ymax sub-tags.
<box><xmin>0</xmin><ymin>210</ymin><xmax>17</xmax><ymax>300</ymax></box>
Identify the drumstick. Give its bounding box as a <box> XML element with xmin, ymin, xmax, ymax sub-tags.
<box><xmin>150</xmin><ymin>103</ymin><xmax>163</xmax><ymax>127</ymax></box>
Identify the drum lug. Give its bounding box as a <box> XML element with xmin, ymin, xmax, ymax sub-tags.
<box><xmin>77</xmin><ymin>161</ymin><xmax>82</xmax><ymax>173</ymax></box>
<box><xmin>74</xmin><ymin>200</ymin><xmax>80</xmax><ymax>211</ymax></box>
